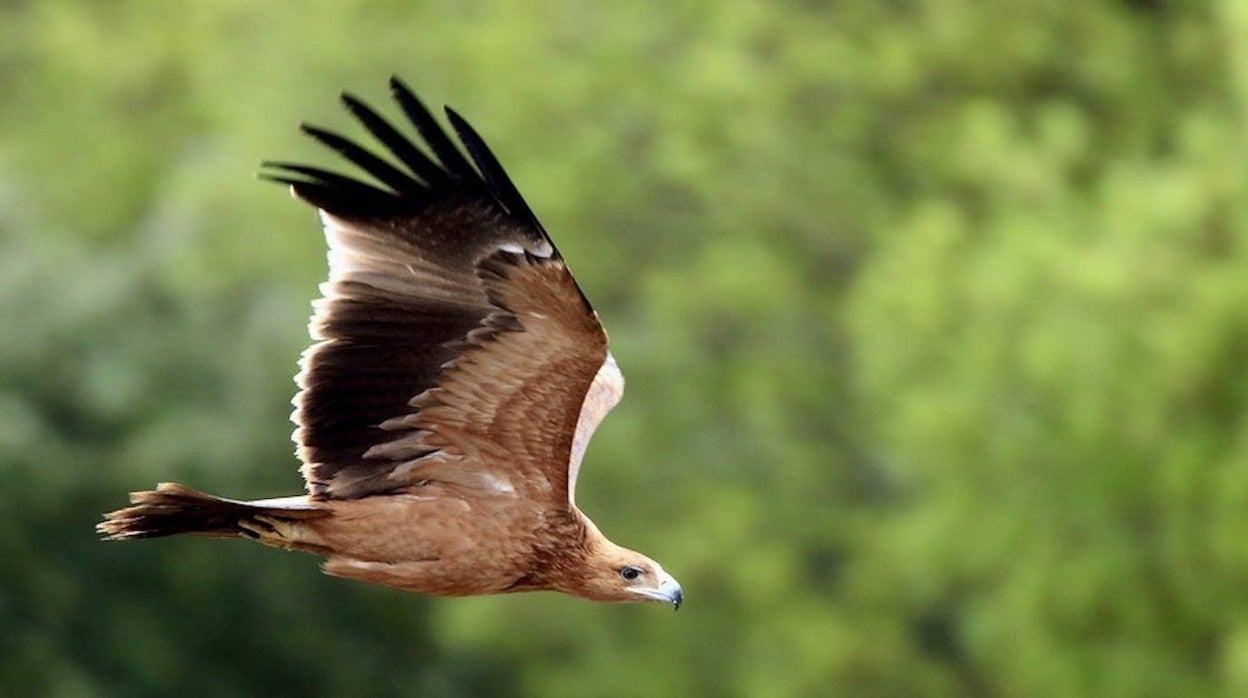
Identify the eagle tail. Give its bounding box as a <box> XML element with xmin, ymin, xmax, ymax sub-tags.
<box><xmin>97</xmin><ymin>482</ymin><xmax>328</xmax><ymax>542</ymax></box>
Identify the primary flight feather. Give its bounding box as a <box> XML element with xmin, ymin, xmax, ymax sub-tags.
<box><xmin>98</xmin><ymin>77</ymin><xmax>682</xmax><ymax>609</ymax></box>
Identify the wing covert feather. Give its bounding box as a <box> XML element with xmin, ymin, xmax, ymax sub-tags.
<box><xmin>363</xmin><ymin>250</ymin><xmax>608</xmax><ymax>502</ymax></box>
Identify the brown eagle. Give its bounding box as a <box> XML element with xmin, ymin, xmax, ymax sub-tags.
<box><xmin>98</xmin><ymin>77</ymin><xmax>682</xmax><ymax>609</ymax></box>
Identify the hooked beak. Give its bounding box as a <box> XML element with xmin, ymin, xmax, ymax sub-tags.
<box><xmin>632</xmin><ymin>569</ymin><xmax>683</xmax><ymax>610</ymax></box>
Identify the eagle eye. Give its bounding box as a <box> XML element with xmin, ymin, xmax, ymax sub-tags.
<box><xmin>620</xmin><ymin>565</ymin><xmax>641</xmax><ymax>581</ymax></box>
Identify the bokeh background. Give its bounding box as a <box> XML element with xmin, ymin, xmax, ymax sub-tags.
<box><xmin>3</xmin><ymin>1</ymin><xmax>1248</xmax><ymax>696</ymax></box>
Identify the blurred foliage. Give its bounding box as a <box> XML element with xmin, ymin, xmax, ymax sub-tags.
<box><xmin>2</xmin><ymin>1</ymin><xmax>1248</xmax><ymax>696</ymax></box>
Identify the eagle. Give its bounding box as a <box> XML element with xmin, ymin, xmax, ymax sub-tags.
<box><xmin>98</xmin><ymin>77</ymin><xmax>682</xmax><ymax>610</ymax></box>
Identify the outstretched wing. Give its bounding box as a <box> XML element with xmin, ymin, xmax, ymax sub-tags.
<box><xmin>263</xmin><ymin>77</ymin><xmax>621</xmax><ymax>502</ymax></box>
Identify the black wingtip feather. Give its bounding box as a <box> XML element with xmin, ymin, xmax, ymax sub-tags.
<box><xmin>339</xmin><ymin>91</ymin><xmax>452</xmax><ymax>189</ymax></box>
<box><xmin>444</xmin><ymin>107</ymin><xmax>540</xmax><ymax>229</ymax></box>
<box><xmin>299</xmin><ymin>123</ymin><xmax>425</xmax><ymax>195</ymax></box>
<box><xmin>389</xmin><ymin>76</ymin><xmax>478</xmax><ymax>180</ymax></box>
<box><xmin>263</xmin><ymin>77</ymin><xmax>550</xmax><ymax>237</ymax></box>
<box><xmin>260</xmin><ymin>174</ymin><xmax>409</xmax><ymax>218</ymax></box>
<box><xmin>262</xmin><ymin>161</ymin><xmax>400</xmax><ymax>195</ymax></box>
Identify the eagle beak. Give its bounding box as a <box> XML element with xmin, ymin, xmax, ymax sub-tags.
<box><xmin>654</xmin><ymin>570</ymin><xmax>684</xmax><ymax>610</ymax></box>
<box><xmin>626</xmin><ymin>569</ymin><xmax>683</xmax><ymax>609</ymax></box>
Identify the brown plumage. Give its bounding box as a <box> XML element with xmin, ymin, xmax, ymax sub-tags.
<box><xmin>98</xmin><ymin>77</ymin><xmax>681</xmax><ymax>609</ymax></box>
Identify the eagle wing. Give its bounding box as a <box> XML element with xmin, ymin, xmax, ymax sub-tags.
<box><xmin>262</xmin><ymin>77</ymin><xmax>621</xmax><ymax>503</ymax></box>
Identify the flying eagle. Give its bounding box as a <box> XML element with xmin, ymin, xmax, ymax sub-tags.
<box><xmin>98</xmin><ymin>77</ymin><xmax>682</xmax><ymax>609</ymax></box>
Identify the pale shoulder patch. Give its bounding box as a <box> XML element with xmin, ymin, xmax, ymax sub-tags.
<box><xmin>566</xmin><ymin>351</ymin><xmax>625</xmax><ymax>503</ymax></box>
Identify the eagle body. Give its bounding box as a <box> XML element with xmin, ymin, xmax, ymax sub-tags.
<box><xmin>290</xmin><ymin>489</ymin><xmax>579</xmax><ymax>597</ymax></box>
<box><xmin>99</xmin><ymin>78</ymin><xmax>682</xmax><ymax>609</ymax></box>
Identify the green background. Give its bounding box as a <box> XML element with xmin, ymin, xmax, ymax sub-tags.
<box><xmin>4</xmin><ymin>1</ymin><xmax>1248</xmax><ymax>696</ymax></box>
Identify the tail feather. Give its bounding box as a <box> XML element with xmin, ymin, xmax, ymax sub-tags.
<box><xmin>97</xmin><ymin>482</ymin><xmax>328</xmax><ymax>540</ymax></box>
